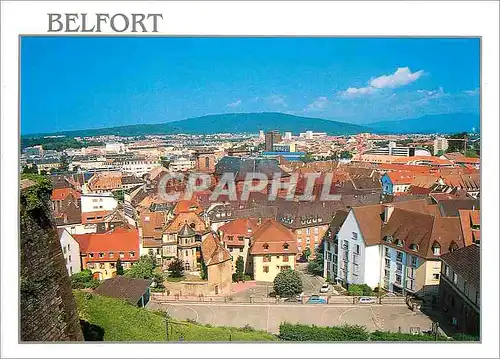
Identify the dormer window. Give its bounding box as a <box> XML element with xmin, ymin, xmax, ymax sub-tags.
<box><xmin>99</xmin><ymin>252</ymin><xmax>104</xmax><ymax>258</ymax></box>
<box><xmin>130</xmin><ymin>251</ymin><xmax>135</xmax><ymax>257</ymax></box>
<box><xmin>396</xmin><ymin>239</ymin><xmax>404</xmax><ymax>247</ymax></box>
<box><xmin>449</xmin><ymin>241</ymin><xmax>459</xmax><ymax>253</ymax></box>
<box><xmin>432</xmin><ymin>242</ymin><xmax>441</xmax><ymax>256</ymax></box>
<box><xmin>89</xmin><ymin>253</ymin><xmax>94</xmax><ymax>258</ymax></box>
<box><xmin>409</xmin><ymin>244</ymin><xmax>419</xmax><ymax>252</ymax></box>
<box><xmin>384</xmin><ymin>236</ymin><xmax>393</xmax><ymax>243</ymax></box>
<box><xmin>109</xmin><ymin>252</ymin><xmax>114</xmax><ymax>258</ymax></box>
<box><xmin>283</xmin><ymin>243</ymin><xmax>289</xmax><ymax>250</ymax></box>
<box><xmin>263</xmin><ymin>243</ymin><xmax>269</xmax><ymax>251</ymax></box>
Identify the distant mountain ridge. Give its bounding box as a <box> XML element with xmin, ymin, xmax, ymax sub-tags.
<box><xmin>28</xmin><ymin>112</ymin><xmax>371</xmax><ymax>137</ymax></box>
<box><xmin>23</xmin><ymin>112</ymin><xmax>480</xmax><ymax>138</ymax></box>
<box><xmin>368</xmin><ymin>113</ymin><xmax>480</xmax><ymax>134</ymax></box>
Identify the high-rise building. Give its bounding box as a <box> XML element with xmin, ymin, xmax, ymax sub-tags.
<box><xmin>259</xmin><ymin>130</ymin><xmax>265</xmax><ymax>140</ymax></box>
<box><xmin>284</xmin><ymin>132</ymin><xmax>292</xmax><ymax>140</ymax></box>
<box><xmin>265</xmin><ymin>131</ymin><xmax>282</xmax><ymax>152</ymax></box>
<box><xmin>433</xmin><ymin>137</ymin><xmax>449</xmax><ymax>155</ymax></box>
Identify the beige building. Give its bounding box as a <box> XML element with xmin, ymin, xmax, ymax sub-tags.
<box><xmin>201</xmin><ymin>233</ymin><xmax>232</xmax><ymax>295</ymax></box>
<box><xmin>249</xmin><ymin>220</ymin><xmax>298</xmax><ymax>282</ymax></box>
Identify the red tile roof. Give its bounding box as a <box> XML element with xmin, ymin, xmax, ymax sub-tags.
<box><xmin>51</xmin><ymin>188</ymin><xmax>81</xmax><ymax>201</ymax></box>
<box><xmin>73</xmin><ymin>228</ymin><xmax>140</xmax><ymax>262</ymax></box>
<box><xmin>201</xmin><ymin>233</ymin><xmax>232</xmax><ymax>266</ymax></box>
<box><xmin>164</xmin><ymin>212</ymin><xmax>208</xmax><ymax>234</ymax></box>
<box><xmin>249</xmin><ymin>219</ymin><xmax>297</xmax><ymax>255</ymax></box>
<box><xmin>458</xmin><ymin>209</ymin><xmax>480</xmax><ymax>246</ymax></box>
<box><xmin>219</xmin><ymin>218</ymin><xmax>260</xmax><ymax>247</ymax></box>
<box><xmin>173</xmin><ymin>199</ymin><xmax>203</xmax><ymax>215</ymax></box>
<box><xmin>140</xmin><ymin>211</ymin><xmax>166</xmax><ymax>239</ymax></box>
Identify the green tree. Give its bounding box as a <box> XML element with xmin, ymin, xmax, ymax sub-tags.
<box><xmin>446</xmin><ymin>132</ymin><xmax>468</xmax><ymax>153</ymax></box>
<box><xmin>59</xmin><ymin>154</ymin><xmax>70</xmax><ymax>172</ymax></box>
<box><xmin>40</xmin><ymin>169</ymin><xmax>48</xmax><ymax>176</ymax></box>
<box><xmin>302</xmin><ymin>247</ymin><xmax>311</xmax><ymax>261</ymax></box>
<box><xmin>116</xmin><ymin>258</ymin><xmax>124</xmax><ymax>275</ymax></box>
<box><xmin>273</xmin><ymin>269</ymin><xmax>303</xmax><ymax>298</ymax></box>
<box><xmin>112</xmin><ymin>190</ymin><xmax>124</xmax><ymax>202</ymax></box>
<box><xmin>168</xmin><ymin>258</ymin><xmax>184</xmax><ymax>278</ymax></box>
<box><xmin>70</xmin><ymin>269</ymin><xmax>100</xmax><ymax>289</ymax></box>
<box><xmin>307</xmin><ymin>241</ymin><xmax>325</xmax><ymax>276</ymax></box>
<box><xmin>235</xmin><ymin>256</ymin><xmax>245</xmax><ymax>282</ymax></box>
<box><xmin>200</xmin><ymin>259</ymin><xmax>208</xmax><ymax>280</ymax></box>
<box><xmin>22</xmin><ymin>164</ymin><xmax>38</xmax><ymax>174</ymax></box>
<box><xmin>125</xmin><ymin>255</ymin><xmax>155</xmax><ymax>279</ymax></box>
<box><xmin>160</xmin><ymin>157</ymin><xmax>171</xmax><ymax>169</ymax></box>
<box><xmin>464</xmin><ymin>149</ymin><xmax>479</xmax><ymax>158</ymax></box>
<box><xmin>339</xmin><ymin>150</ymin><xmax>353</xmax><ymax>159</ymax></box>
<box><xmin>300</xmin><ymin>153</ymin><xmax>315</xmax><ymax>163</ymax></box>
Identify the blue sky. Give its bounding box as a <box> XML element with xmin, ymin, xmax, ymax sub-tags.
<box><xmin>21</xmin><ymin>37</ymin><xmax>479</xmax><ymax>134</ymax></box>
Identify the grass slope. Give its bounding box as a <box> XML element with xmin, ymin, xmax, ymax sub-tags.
<box><xmin>74</xmin><ymin>291</ymin><xmax>276</xmax><ymax>342</ymax></box>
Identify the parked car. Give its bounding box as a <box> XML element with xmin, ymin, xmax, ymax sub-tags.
<box><xmin>306</xmin><ymin>295</ymin><xmax>327</xmax><ymax>304</ymax></box>
<box><xmin>319</xmin><ymin>284</ymin><xmax>330</xmax><ymax>293</ymax></box>
<box><xmin>358</xmin><ymin>296</ymin><xmax>376</xmax><ymax>304</ymax></box>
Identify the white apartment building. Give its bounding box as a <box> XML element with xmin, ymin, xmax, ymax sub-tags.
<box><xmin>58</xmin><ymin>228</ymin><xmax>81</xmax><ymax>276</ymax></box>
<box><xmin>169</xmin><ymin>156</ymin><xmax>196</xmax><ymax>172</ymax></box>
<box><xmin>105</xmin><ymin>142</ymin><xmax>126</xmax><ymax>153</ymax></box>
<box><xmin>81</xmin><ymin>193</ymin><xmax>118</xmax><ymax>213</ymax></box>
<box><xmin>120</xmin><ymin>159</ymin><xmax>161</xmax><ymax>177</ymax></box>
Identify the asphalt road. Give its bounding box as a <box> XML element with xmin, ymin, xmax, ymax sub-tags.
<box><xmin>147</xmin><ymin>301</ymin><xmax>432</xmax><ymax>334</ymax></box>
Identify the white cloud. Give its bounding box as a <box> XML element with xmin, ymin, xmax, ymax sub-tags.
<box><xmin>369</xmin><ymin>67</ymin><xmax>424</xmax><ymax>89</ymax></box>
<box><xmin>463</xmin><ymin>88</ymin><xmax>479</xmax><ymax>95</ymax></box>
<box><xmin>266</xmin><ymin>94</ymin><xmax>287</xmax><ymax>107</ymax></box>
<box><xmin>226</xmin><ymin>99</ymin><xmax>242</xmax><ymax>108</ymax></box>
<box><xmin>343</xmin><ymin>86</ymin><xmax>376</xmax><ymax>96</ymax></box>
<box><xmin>305</xmin><ymin>96</ymin><xmax>329</xmax><ymax>111</ymax></box>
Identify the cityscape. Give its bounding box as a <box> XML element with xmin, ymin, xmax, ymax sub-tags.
<box><xmin>19</xmin><ymin>37</ymin><xmax>480</xmax><ymax>343</ymax></box>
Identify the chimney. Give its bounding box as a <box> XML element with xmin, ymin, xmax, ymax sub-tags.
<box><xmin>383</xmin><ymin>205</ymin><xmax>394</xmax><ymax>224</ymax></box>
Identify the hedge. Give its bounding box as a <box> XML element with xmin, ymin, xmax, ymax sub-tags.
<box><xmin>278</xmin><ymin>324</ymin><xmax>451</xmax><ymax>342</ymax></box>
<box><xmin>278</xmin><ymin>323</ymin><xmax>369</xmax><ymax>341</ymax></box>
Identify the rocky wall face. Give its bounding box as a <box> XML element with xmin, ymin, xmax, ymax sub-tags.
<box><xmin>20</xmin><ymin>177</ymin><xmax>84</xmax><ymax>341</ymax></box>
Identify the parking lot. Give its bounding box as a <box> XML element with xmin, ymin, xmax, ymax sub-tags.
<box><xmin>147</xmin><ymin>301</ymin><xmax>433</xmax><ymax>334</ymax></box>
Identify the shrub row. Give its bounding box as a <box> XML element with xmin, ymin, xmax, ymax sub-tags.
<box><xmin>278</xmin><ymin>324</ymin><xmax>457</xmax><ymax>342</ymax></box>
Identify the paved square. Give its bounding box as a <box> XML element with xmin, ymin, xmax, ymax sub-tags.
<box><xmin>148</xmin><ymin>301</ymin><xmax>432</xmax><ymax>334</ymax></box>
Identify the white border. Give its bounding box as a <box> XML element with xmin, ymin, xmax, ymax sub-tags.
<box><xmin>1</xmin><ymin>1</ymin><xmax>499</xmax><ymax>358</ymax></box>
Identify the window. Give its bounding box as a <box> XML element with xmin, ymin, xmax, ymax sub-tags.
<box><xmin>396</xmin><ymin>263</ymin><xmax>403</xmax><ymax>272</ymax></box>
<box><xmin>384</xmin><ymin>269</ymin><xmax>390</xmax><ymax>279</ymax></box>
<box><xmin>306</xmin><ymin>228</ymin><xmax>310</xmax><ymax>235</ymax></box>
<box><xmin>239</xmin><ymin>248</ymin><xmax>243</xmax><ymax>252</ymax></box>
<box><xmin>283</xmin><ymin>255</ymin><xmax>289</xmax><ymax>262</ymax></box>
<box><xmin>384</xmin><ymin>258</ymin><xmax>390</xmax><ymax>268</ymax></box>
<box><xmin>327</xmin><ymin>242</ymin><xmax>331</xmax><ymax>251</ymax></box>
<box><xmin>99</xmin><ymin>263</ymin><xmax>105</xmax><ymax>269</ymax></box>
<box><xmin>89</xmin><ymin>253</ymin><xmax>94</xmax><ymax>258</ymax></box>
<box><xmin>433</xmin><ymin>273</ymin><xmax>440</xmax><ymax>280</ymax></box>
<box><xmin>314</xmin><ymin>227</ymin><xmax>319</xmax><ymax>234</ymax></box>
<box><xmin>67</xmin><ymin>243</ymin><xmax>70</xmax><ymax>251</ymax></box>
<box><xmin>283</xmin><ymin>243</ymin><xmax>289</xmax><ymax>250</ymax></box>
<box><xmin>130</xmin><ymin>251</ymin><xmax>135</xmax><ymax>257</ymax></box>
<box><xmin>238</xmin><ymin>236</ymin><xmax>244</xmax><ymax>241</ymax></box>
<box><xmin>263</xmin><ymin>255</ymin><xmax>271</xmax><ymax>263</ymax></box>
<box><xmin>409</xmin><ymin>244</ymin><xmax>418</xmax><ymax>251</ymax></box>
<box><xmin>63</xmin><ymin>247</ymin><xmax>67</xmax><ymax>254</ymax></box>
<box><xmin>432</xmin><ymin>243</ymin><xmax>441</xmax><ymax>255</ymax></box>
<box><xmin>453</xmin><ymin>273</ymin><xmax>458</xmax><ymax>284</ymax></box>
<box><xmin>411</xmin><ymin>256</ymin><xmax>418</xmax><ymax>267</ymax></box>
<box><xmin>352</xmin><ymin>232</ymin><xmax>358</xmax><ymax>240</ymax></box>
<box><xmin>110</xmin><ymin>263</ymin><xmax>116</xmax><ymax>269</ymax></box>
<box><xmin>185</xmin><ymin>250</ymin><xmax>189</xmax><ymax>257</ymax></box>
<box><xmin>87</xmin><ymin>263</ymin><xmax>94</xmax><ymax>269</ymax></box>
<box><xmin>297</xmin><ymin>229</ymin><xmax>302</xmax><ymax>235</ymax></box>
<box><xmin>354</xmin><ymin>244</ymin><xmax>360</xmax><ymax>255</ymax></box>
<box><xmin>69</xmin><ymin>267</ymin><xmax>73</xmax><ymax>275</ymax></box>
<box><xmin>384</xmin><ymin>247</ymin><xmax>390</xmax><ymax>258</ymax></box>
<box><xmin>353</xmin><ymin>264</ymin><xmax>359</xmax><ymax>275</ymax></box>
<box><xmin>109</xmin><ymin>252</ymin><xmax>114</xmax><ymax>258</ymax></box>
<box><xmin>396</xmin><ymin>251</ymin><xmax>403</xmax><ymax>262</ymax></box>
<box><xmin>396</xmin><ymin>239</ymin><xmax>403</xmax><ymax>247</ymax></box>
<box><xmin>228</xmin><ymin>236</ymin><xmax>234</xmax><ymax>241</ymax></box>
<box><xmin>395</xmin><ymin>274</ymin><xmax>402</xmax><ymax>284</ymax></box>
<box><xmin>263</xmin><ymin>266</ymin><xmax>269</xmax><ymax>273</ymax></box>
<box><xmin>445</xmin><ymin>265</ymin><xmax>450</xmax><ymax>277</ymax></box>
<box><xmin>68</xmin><ymin>255</ymin><xmax>71</xmax><ymax>262</ymax></box>
<box><xmin>119</xmin><ymin>252</ymin><xmax>124</xmax><ymax>259</ymax></box>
